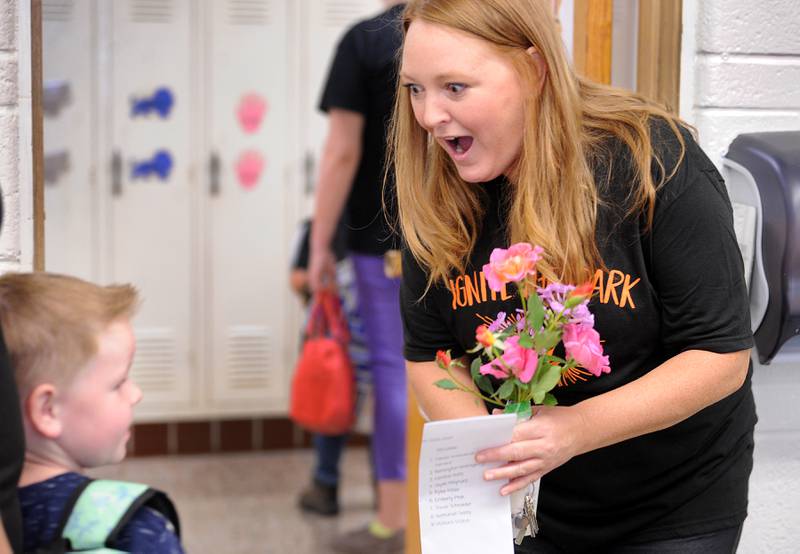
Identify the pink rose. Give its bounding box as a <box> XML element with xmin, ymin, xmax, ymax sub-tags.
<box><xmin>479</xmin><ymin>336</ymin><xmax>538</xmax><ymax>383</ymax></box>
<box><xmin>482</xmin><ymin>243</ymin><xmax>544</xmax><ymax>292</ymax></box>
<box><xmin>562</xmin><ymin>323</ymin><xmax>610</xmax><ymax>377</ymax></box>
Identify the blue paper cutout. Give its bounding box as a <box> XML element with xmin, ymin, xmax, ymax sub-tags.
<box><xmin>130</xmin><ymin>87</ymin><xmax>174</xmax><ymax>119</ymax></box>
<box><xmin>131</xmin><ymin>150</ymin><xmax>173</xmax><ymax>181</ymax></box>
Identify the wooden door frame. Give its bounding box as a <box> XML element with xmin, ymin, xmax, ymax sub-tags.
<box><xmin>573</xmin><ymin>0</ymin><xmax>682</xmax><ymax>113</ymax></box>
<box><xmin>32</xmin><ymin>0</ymin><xmax>44</xmax><ymax>270</ymax></box>
<box><xmin>637</xmin><ymin>0</ymin><xmax>683</xmax><ymax>112</ymax></box>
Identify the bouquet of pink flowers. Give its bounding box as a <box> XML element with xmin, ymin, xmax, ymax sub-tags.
<box><xmin>435</xmin><ymin>243</ymin><xmax>610</xmax><ymax>418</ymax></box>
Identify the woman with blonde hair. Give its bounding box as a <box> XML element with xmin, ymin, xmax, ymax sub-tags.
<box><xmin>394</xmin><ymin>1</ymin><xmax>755</xmax><ymax>552</ymax></box>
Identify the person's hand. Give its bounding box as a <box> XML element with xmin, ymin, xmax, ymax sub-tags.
<box><xmin>308</xmin><ymin>245</ymin><xmax>338</xmax><ymax>293</ymax></box>
<box><xmin>475</xmin><ymin>405</ymin><xmax>587</xmax><ymax>496</ymax></box>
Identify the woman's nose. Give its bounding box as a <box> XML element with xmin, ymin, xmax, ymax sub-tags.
<box><xmin>418</xmin><ymin>96</ymin><xmax>450</xmax><ymax>131</ymax></box>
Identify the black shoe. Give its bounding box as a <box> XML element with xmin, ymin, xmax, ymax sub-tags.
<box><xmin>299</xmin><ymin>479</ymin><xmax>339</xmax><ymax>516</ymax></box>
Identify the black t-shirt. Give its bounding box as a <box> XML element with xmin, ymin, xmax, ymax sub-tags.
<box><xmin>0</xmin><ymin>327</ymin><xmax>23</xmax><ymax>554</ymax></box>
<box><xmin>401</xmin><ymin>124</ymin><xmax>757</xmax><ymax>552</ymax></box>
<box><xmin>318</xmin><ymin>4</ymin><xmax>404</xmax><ymax>255</ymax></box>
<box><xmin>0</xmin><ymin>184</ymin><xmax>23</xmax><ymax>553</ymax></box>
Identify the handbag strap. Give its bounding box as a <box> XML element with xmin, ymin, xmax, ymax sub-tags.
<box><xmin>305</xmin><ymin>291</ymin><xmax>350</xmax><ymax>344</ymax></box>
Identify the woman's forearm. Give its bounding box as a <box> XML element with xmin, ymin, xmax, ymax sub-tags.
<box><xmin>571</xmin><ymin>348</ymin><xmax>751</xmax><ymax>455</ymax></box>
<box><xmin>407</xmin><ymin>360</ymin><xmax>490</xmax><ymax>421</ymax></box>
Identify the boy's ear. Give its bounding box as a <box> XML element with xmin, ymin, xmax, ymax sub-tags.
<box><xmin>25</xmin><ymin>383</ymin><xmax>64</xmax><ymax>439</ymax></box>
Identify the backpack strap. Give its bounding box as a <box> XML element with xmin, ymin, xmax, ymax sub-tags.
<box><xmin>40</xmin><ymin>479</ymin><xmax>180</xmax><ymax>553</ymax></box>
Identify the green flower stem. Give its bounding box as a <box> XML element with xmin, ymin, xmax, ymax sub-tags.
<box><xmin>443</xmin><ymin>362</ymin><xmax>505</xmax><ymax>408</ymax></box>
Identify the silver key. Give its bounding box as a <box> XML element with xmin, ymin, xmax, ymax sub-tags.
<box><xmin>513</xmin><ymin>493</ymin><xmax>539</xmax><ymax>545</ymax></box>
<box><xmin>525</xmin><ymin>493</ymin><xmax>539</xmax><ymax>538</ymax></box>
<box><xmin>513</xmin><ymin>511</ymin><xmax>530</xmax><ymax>545</ymax></box>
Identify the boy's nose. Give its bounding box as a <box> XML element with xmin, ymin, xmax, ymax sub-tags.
<box><xmin>130</xmin><ymin>381</ymin><xmax>143</xmax><ymax>405</ymax></box>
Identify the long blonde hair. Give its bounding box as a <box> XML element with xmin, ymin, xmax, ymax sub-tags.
<box><xmin>391</xmin><ymin>0</ymin><xmax>686</xmax><ymax>287</ymax></box>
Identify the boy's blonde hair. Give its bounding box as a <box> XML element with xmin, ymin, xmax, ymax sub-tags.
<box><xmin>0</xmin><ymin>272</ymin><xmax>139</xmax><ymax>393</ymax></box>
<box><xmin>391</xmin><ymin>0</ymin><xmax>687</xmax><ymax>288</ymax></box>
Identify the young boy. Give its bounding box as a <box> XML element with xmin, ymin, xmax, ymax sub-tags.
<box><xmin>0</xmin><ymin>272</ymin><xmax>183</xmax><ymax>553</ymax></box>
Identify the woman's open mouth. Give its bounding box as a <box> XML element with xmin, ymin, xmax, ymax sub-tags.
<box><xmin>444</xmin><ymin>136</ymin><xmax>473</xmax><ymax>158</ymax></box>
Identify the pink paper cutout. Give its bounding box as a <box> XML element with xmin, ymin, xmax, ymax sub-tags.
<box><xmin>236</xmin><ymin>150</ymin><xmax>265</xmax><ymax>190</ymax></box>
<box><xmin>237</xmin><ymin>93</ymin><xmax>267</xmax><ymax>134</ymax></box>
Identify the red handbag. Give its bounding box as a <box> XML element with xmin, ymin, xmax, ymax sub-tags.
<box><xmin>289</xmin><ymin>290</ymin><xmax>356</xmax><ymax>435</ymax></box>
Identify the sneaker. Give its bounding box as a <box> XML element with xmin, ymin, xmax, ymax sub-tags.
<box><xmin>298</xmin><ymin>479</ymin><xmax>339</xmax><ymax>516</ymax></box>
<box><xmin>330</xmin><ymin>525</ymin><xmax>404</xmax><ymax>554</ymax></box>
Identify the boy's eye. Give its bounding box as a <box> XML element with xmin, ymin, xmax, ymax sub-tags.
<box><xmin>446</xmin><ymin>83</ymin><xmax>466</xmax><ymax>94</ymax></box>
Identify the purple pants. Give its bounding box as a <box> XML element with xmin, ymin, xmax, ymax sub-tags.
<box><xmin>351</xmin><ymin>253</ymin><xmax>407</xmax><ymax>481</ymax></box>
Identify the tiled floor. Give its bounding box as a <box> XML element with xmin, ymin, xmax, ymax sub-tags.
<box><xmin>89</xmin><ymin>447</ymin><xmax>374</xmax><ymax>554</ymax></box>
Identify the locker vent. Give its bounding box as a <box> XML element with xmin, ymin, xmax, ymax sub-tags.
<box><xmin>130</xmin><ymin>0</ymin><xmax>174</xmax><ymax>24</ymax></box>
<box><xmin>226</xmin><ymin>326</ymin><xmax>271</xmax><ymax>389</ymax></box>
<box><xmin>324</xmin><ymin>1</ymin><xmax>366</xmax><ymax>27</ymax></box>
<box><xmin>43</xmin><ymin>0</ymin><xmax>74</xmax><ymax>22</ymax></box>
<box><xmin>131</xmin><ymin>328</ymin><xmax>177</xmax><ymax>393</ymax></box>
<box><xmin>228</xmin><ymin>0</ymin><xmax>271</xmax><ymax>26</ymax></box>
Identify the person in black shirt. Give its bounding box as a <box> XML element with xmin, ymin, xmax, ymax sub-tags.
<box><xmin>0</xmin><ymin>189</ymin><xmax>24</xmax><ymax>554</ymax></box>
<box><xmin>307</xmin><ymin>3</ymin><xmax>407</xmax><ymax>553</ymax></box>
<box><xmin>393</xmin><ymin>1</ymin><xmax>755</xmax><ymax>553</ymax></box>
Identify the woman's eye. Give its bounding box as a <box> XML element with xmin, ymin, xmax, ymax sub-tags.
<box><xmin>446</xmin><ymin>83</ymin><xmax>466</xmax><ymax>94</ymax></box>
<box><xmin>403</xmin><ymin>83</ymin><xmax>422</xmax><ymax>95</ymax></box>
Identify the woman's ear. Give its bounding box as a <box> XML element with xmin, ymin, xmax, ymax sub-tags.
<box><xmin>526</xmin><ymin>46</ymin><xmax>547</xmax><ymax>92</ymax></box>
<box><xmin>25</xmin><ymin>383</ymin><xmax>64</xmax><ymax>439</ymax></box>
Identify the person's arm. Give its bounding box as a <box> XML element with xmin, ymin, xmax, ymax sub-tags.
<box><xmin>0</xmin><ymin>524</ymin><xmax>11</xmax><ymax>554</ymax></box>
<box><xmin>308</xmin><ymin>109</ymin><xmax>365</xmax><ymax>292</ymax></box>
<box><xmin>476</xmin><ymin>347</ymin><xmax>750</xmax><ymax>495</ymax></box>
<box><xmin>407</xmin><ymin>360</ymin><xmax>491</xmax><ymax>421</ymax></box>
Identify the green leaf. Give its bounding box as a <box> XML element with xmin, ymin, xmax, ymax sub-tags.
<box><xmin>434</xmin><ymin>379</ymin><xmax>458</xmax><ymax>390</ymax></box>
<box><xmin>504</xmin><ymin>401</ymin><xmax>532</xmax><ymax>419</ymax></box>
<box><xmin>537</xmin><ymin>363</ymin><xmax>563</xmax><ymax>395</ymax></box>
<box><xmin>563</xmin><ymin>295</ymin><xmax>585</xmax><ymax>310</ymax></box>
<box><xmin>533</xmin><ymin>330</ymin><xmax>561</xmax><ymax>351</ymax></box>
<box><xmin>470</xmin><ymin>357</ymin><xmax>483</xmax><ymax>381</ymax></box>
<box><xmin>476</xmin><ymin>375</ymin><xmax>494</xmax><ymax>396</ymax></box>
<box><xmin>518</xmin><ymin>333</ymin><xmax>534</xmax><ymax>349</ymax></box>
<box><xmin>527</xmin><ymin>292</ymin><xmax>545</xmax><ymax>330</ymax></box>
<box><xmin>496</xmin><ymin>379</ymin><xmax>516</xmax><ymax>400</ymax></box>
<box><xmin>543</xmin><ymin>393</ymin><xmax>558</xmax><ymax>406</ymax></box>
<box><xmin>533</xmin><ymin>389</ymin><xmax>546</xmax><ymax>404</ymax></box>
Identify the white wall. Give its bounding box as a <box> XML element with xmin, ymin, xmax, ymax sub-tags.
<box><xmin>0</xmin><ymin>0</ymin><xmax>33</xmax><ymax>273</ymax></box>
<box><xmin>681</xmin><ymin>1</ymin><xmax>800</xmax><ymax>551</ymax></box>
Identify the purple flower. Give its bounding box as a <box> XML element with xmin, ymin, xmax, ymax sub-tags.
<box><xmin>487</xmin><ymin>311</ymin><xmax>507</xmax><ymax>333</ymax></box>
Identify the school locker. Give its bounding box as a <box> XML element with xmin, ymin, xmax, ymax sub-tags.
<box><xmin>42</xmin><ymin>0</ymin><xmax>381</xmax><ymax>420</ymax></box>
<box><xmin>42</xmin><ymin>0</ymin><xmax>96</xmax><ymax>280</ymax></box>
<box><xmin>105</xmin><ymin>0</ymin><xmax>196</xmax><ymax>414</ymax></box>
<box><xmin>300</xmin><ymin>0</ymin><xmax>381</xmax><ymax>211</ymax></box>
<box><xmin>204</xmin><ymin>0</ymin><xmax>293</xmax><ymax>408</ymax></box>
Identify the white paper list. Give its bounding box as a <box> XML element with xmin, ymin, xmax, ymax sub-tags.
<box><xmin>418</xmin><ymin>413</ymin><xmax>517</xmax><ymax>554</ymax></box>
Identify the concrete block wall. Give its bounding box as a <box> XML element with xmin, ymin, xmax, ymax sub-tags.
<box><xmin>685</xmin><ymin>0</ymin><xmax>800</xmax><ymax>163</ymax></box>
<box><xmin>682</xmin><ymin>1</ymin><xmax>800</xmax><ymax>551</ymax></box>
<box><xmin>0</xmin><ymin>0</ymin><xmax>33</xmax><ymax>273</ymax></box>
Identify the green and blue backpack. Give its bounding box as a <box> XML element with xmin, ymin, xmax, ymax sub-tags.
<box><xmin>36</xmin><ymin>479</ymin><xmax>180</xmax><ymax>553</ymax></box>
